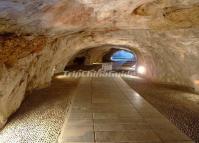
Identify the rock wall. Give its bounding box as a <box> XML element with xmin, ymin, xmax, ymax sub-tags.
<box><xmin>0</xmin><ymin>28</ymin><xmax>199</xmax><ymax>128</ymax></box>
<box><xmin>0</xmin><ymin>35</ymin><xmax>60</xmax><ymax>128</ymax></box>
<box><xmin>53</xmin><ymin>29</ymin><xmax>199</xmax><ymax>87</ymax></box>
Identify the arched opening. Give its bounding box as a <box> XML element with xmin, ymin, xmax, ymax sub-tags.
<box><xmin>64</xmin><ymin>45</ymin><xmax>142</xmax><ymax>75</ymax></box>
<box><xmin>111</xmin><ymin>50</ymin><xmax>135</xmax><ymax>62</ymax></box>
<box><xmin>102</xmin><ymin>49</ymin><xmax>137</xmax><ymax>72</ymax></box>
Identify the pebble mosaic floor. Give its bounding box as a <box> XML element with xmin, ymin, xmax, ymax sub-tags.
<box><xmin>0</xmin><ymin>78</ymin><xmax>78</xmax><ymax>143</ymax></box>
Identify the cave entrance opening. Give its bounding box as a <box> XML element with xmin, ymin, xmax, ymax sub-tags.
<box><xmin>103</xmin><ymin>49</ymin><xmax>137</xmax><ymax>72</ymax></box>
<box><xmin>64</xmin><ymin>45</ymin><xmax>139</xmax><ymax>78</ymax></box>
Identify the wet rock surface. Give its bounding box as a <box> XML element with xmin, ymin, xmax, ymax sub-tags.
<box><xmin>0</xmin><ymin>77</ymin><xmax>78</xmax><ymax>143</ymax></box>
<box><xmin>124</xmin><ymin>77</ymin><xmax>199</xmax><ymax>142</ymax></box>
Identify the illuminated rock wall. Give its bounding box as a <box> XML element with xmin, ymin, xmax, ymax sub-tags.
<box><xmin>0</xmin><ymin>0</ymin><xmax>199</xmax><ymax>128</ymax></box>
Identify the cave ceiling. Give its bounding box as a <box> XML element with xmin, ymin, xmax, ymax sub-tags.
<box><xmin>0</xmin><ymin>0</ymin><xmax>198</xmax><ymax>36</ymax></box>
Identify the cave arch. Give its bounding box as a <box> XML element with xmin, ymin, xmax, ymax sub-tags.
<box><xmin>102</xmin><ymin>49</ymin><xmax>137</xmax><ymax>71</ymax></box>
<box><xmin>52</xmin><ymin>30</ymin><xmax>194</xmax><ymax>89</ymax></box>
<box><xmin>110</xmin><ymin>50</ymin><xmax>136</xmax><ymax>62</ymax></box>
<box><xmin>63</xmin><ymin>44</ymin><xmax>150</xmax><ymax>78</ymax></box>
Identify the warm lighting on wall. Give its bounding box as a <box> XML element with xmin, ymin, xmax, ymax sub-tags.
<box><xmin>194</xmin><ymin>80</ymin><xmax>199</xmax><ymax>85</ymax></box>
<box><xmin>55</xmin><ymin>75</ymin><xmax>66</xmax><ymax>79</ymax></box>
<box><xmin>137</xmin><ymin>66</ymin><xmax>146</xmax><ymax>75</ymax></box>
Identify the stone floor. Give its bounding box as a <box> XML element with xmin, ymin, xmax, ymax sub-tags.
<box><xmin>124</xmin><ymin>77</ymin><xmax>199</xmax><ymax>143</ymax></box>
<box><xmin>59</xmin><ymin>77</ymin><xmax>193</xmax><ymax>143</ymax></box>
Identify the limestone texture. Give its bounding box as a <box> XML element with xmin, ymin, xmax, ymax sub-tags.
<box><xmin>0</xmin><ymin>0</ymin><xmax>199</xmax><ymax>128</ymax></box>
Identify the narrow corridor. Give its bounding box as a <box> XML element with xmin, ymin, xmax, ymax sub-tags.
<box><xmin>59</xmin><ymin>77</ymin><xmax>193</xmax><ymax>143</ymax></box>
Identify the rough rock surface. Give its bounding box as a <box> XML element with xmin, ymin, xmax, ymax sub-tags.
<box><xmin>0</xmin><ymin>0</ymin><xmax>199</xmax><ymax>128</ymax></box>
<box><xmin>0</xmin><ymin>0</ymin><xmax>199</xmax><ymax>35</ymax></box>
<box><xmin>67</xmin><ymin>45</ymin><xmax>131</xmax><ymax>65</ymax></box>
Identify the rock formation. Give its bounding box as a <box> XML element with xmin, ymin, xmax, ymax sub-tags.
<box><xmin>0</xmin><ymin>0</ymin><xmax>199</xmax><ymax>128</ymax></box>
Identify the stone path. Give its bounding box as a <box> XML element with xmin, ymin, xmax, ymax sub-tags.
<box><xmin>59</xmin><ymin>77</ymin><xmax>193</xmax><ymax>143</ymax></box>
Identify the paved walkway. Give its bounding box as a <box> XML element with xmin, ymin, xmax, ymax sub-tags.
<box><xmin>59</xmin><ymin>77</ymin><xmax>193</xmax><ymax>143</ymax></box>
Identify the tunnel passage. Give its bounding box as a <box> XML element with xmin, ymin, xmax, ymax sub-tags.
<box><xmin>64</xmin><ymin>45</ymin><xmax>140</xmax><ymax>74</ymax></box>
<box><xmin>1</xmin><ymin>30</ymin><xmax>199</xmax><ymax>132</ymax></box>
<box><xmin>103</xmin><ymin>49</ymin><xmax>137</xmax><ymax>71</ymax></box>
<box><xmin>0</xmin><ymin>0</ymin><xmax>199</xmax><ymax>142</ymax></box>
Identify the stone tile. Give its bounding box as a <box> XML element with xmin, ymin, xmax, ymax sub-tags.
<box><xmin>95</xmin><ymin>130</ymin><xmax>162</xmax><ymax>142</ymax></box>
<box><xmin>93</xmin><ymin>113</ymin><xmax>142</xmax><ymax>119</ymax></box>
<box><xmin>67</xmin><ymin>119</ymin><xmax>93</xmax><ymax>126</ymax></box>
<box><xmin>90</xmin><ymin>104</ymin><xmax>135</xmax><ymax>113</ymax></box>
<box><xmin>66</xmin><ymin>142</ymin><xmax>94</xmax><ymax>143</ymax></box>
<box><xmin>71</xmin><ymin>106</ymin><xmax>92</xmax><ymax>113</ymax></box>
<box><xmin>94</xmin><ymin>118</ymin><xmax>144</xmax><ymax>124</ymax></box>
<box><xmin>91</xmin><ymin>103</ymin><xmax>131</xmax><ymax>108</ymax></box>
<box><xmin>94</xmin><ymin>123</ymin><xmax>151</xmax><ymax>131</ymax></box>
<box><xmin>96</xmin><ymin>141</ymin><xmax>163</xmax><ymax>143</ymax></box>
<box><xmin>113</xmin><ymin>108</ymin><xmax>137</xmax><ymax>113</ymax></box>
<box><xmin>92</xmin><ymin>98</ymin><xmax>130</xmax><ymax>104</ymax></box>
<box><xmin>92</xmin><ymin>98</ymin><xmax>110</xmax><ymax>103</ymax></box>
<box><xmin>93</xmin><ymin>93</ymin><xmax>123</xmax><ymax>97</ymax></box>
<box><xmin>68</xmin><ymin>113</ymin><xmax>93</xmax><ymax>119</ymax></box>
<box><xmin>108</xmin><ymin>99</ymin><xmax>130</xmax><ymax>104</ymax></box>
<box><xmin>64</xmin><ymin>124</ymin><xmax>93</xmax><ymax>130</ymax></box>
<box><xmin>72</xmin><ymin>103</ymin><xmax>92</xmax><ymax>109</ymax></box>
<box><xmin>63</xmin><ymin>129</ymin><xmax>94</xmax><ymax>142</ymax></box>
<box><xmin>76</xmin><ymin>91</ymin><xmax>91</xmax><ymax>95</ymax></box>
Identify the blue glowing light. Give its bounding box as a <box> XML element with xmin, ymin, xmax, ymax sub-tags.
<box><xmin>111</xmin><ymin>50</ymin><xmax>135</xmax><ymax>62</ymax></box>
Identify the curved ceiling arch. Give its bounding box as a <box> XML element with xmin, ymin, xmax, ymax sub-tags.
<box><xmin>0</xmin><ymin>0</ymin><xmax>199</xmax><ymax>133</ymax></box>
<box><xmin>65</xmin><ymin>44</ymin><xmax>145</xmax><ymax>66</ymax></box>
